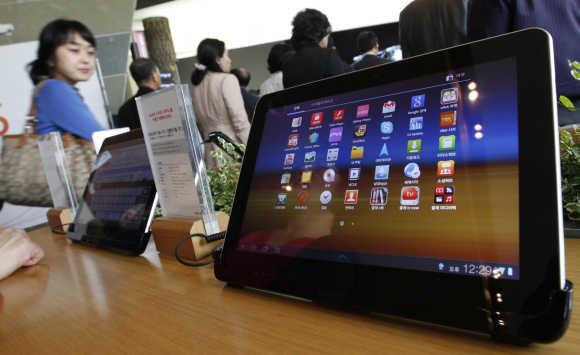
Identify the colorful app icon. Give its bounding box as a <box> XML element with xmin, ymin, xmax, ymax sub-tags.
<box><xmin>310</xmin><ymin>112</ymin><xmax>323</xmax><ymax>126</ymax></box>
<box><xmin>356</xmin><ymin>104</ymin><xmax>370</xmax><ymax>118</ymax></box>
<box><xmin>403</xmin><ymin>162</ymin><xmax>421</xmax><ymax>179</ymax></box>
<box><xmin>308</xmin><ymin>132</ymin><xmax>319</xmax><ymax>144</ymax></box>
<box><xmin>326</xmin><ymin>148</ymin><xmax>339</xmax><ymax>161</ymax></box>
<box><xmin>296</xmin><ymin>190</ymin><xmax>310</xmax><ymax>205</ymax></box>
<box><xmin>380</xmin><ymin>121</ymin><xmax>393</xmax><ymax>134</ymax></box>
<box><xmin>328</xmin><ymin>126</ymin><xmax>343</xmax><ymax>142</ymax></box>
<box><xmin>370</xmin><ymin>187</ymin><xmax>388</xmax><ymax>206</ymax></box>
<box><xmin>379</xmin><ymin>143</ymin><xmax>389</xmax><ymax>157</ymax></box>
<box><xmin>304</xmin><ymin>151</ymin><xmax>316</xmax><ymax>163</ymax></box>
<box><xmin>374</xmin><ymin>165</ymin><xmax>390</xmax><ymax>180</ymax></box>
<box><xmin>382</xmin><ymin>100</ymin><xmax>396</xmax><ymax>113</ymax></box>
<box><xmin>437</xmin><ymin>160</ymin><xmax>455</xmax><ymax>177</ymax></box>
<box><xmin>277</xmin><ymin>193</ymin><xmax>288</xmax><ymax>205</ymax></box>
<box><xmin>440</xmin><ymin>111</ymin><xmax>457</xmax><ymax>127</ymax></box>
<box><xmin>284</xmin><ymin>153</ymin><xmax>295</xmax><ymax>166</ymax></box>
<box><xmin>407</xmin><ymin>139</ymin><xmax>422</xmax><ymax>153</ymax></box>
<box><xmin>441</xmin><ymin>87</ymin><xmax>458</xmax><ymax>105</ymax></box>
<box><xmin>351</xmin><ymin>146</ymin><xmax>364</xmax><ymax>160</ymax></box>
<box><xmin>320</xmin><ymin>190</ymin><xmax>333</xmax><ymax>205</ymax></box>
<box><xmin>353</xmin><ymin>124</ymin><xmax>367</xmax><ymax>138</ymax></box>
<box><xmin>348</xmin><ymin>167</ymin><xmax>361</xmax><ymax>180</ymax></box>
<box><xmin>409</xmin><ymin>116</ymin><xmax>423</xmax><ymax>131</ymax></box>
<box><xmin>435</xmin><ymin>185</ymin><xmax>454</xmax><ymax>204</ymax></box>
<box><xmin>344</xmin><ymin>189</ymin><xmax>359</xmax><ymax>205</ymax></box>
<box><xmin>439</xmin><ymin>135</ymin><xmax>456</xmax><ymax>151</ymax></box>
<box><xmin>280</xmin><ymin>173</ymin><xmax>291</xmax><ymax>185</ymax></box>
<box><xmin>301</xmin><ymin>170</ymin><xmax>312</xmax><ymax>184</ymax></box>
<box><xmin>411</xmin><ymin>94</ymin><xmax>426</xmax><ymax>109</ymax></box>
<box><xmin>333</xmin><ymin>109</ymin><xmax>345</xmax><ymax>122</ymax></box>
<box><xmin>400</xmin><ymin>186</ymin><xmax>420</xmax><ymax>205</ymax></box>
<box><xmin>323</xmin><ymin>168</ymin><xmax>336</xmax><ymax>183</ymax></box>
<box><xmin>291</xmin><ymin>116</ymin><xmax>302</xmax><ymax>128</ymax></box>
<box><xmin>287</xmin><ymin>134</ymin><xmax>299</xmax><ymax>147</ymax></box>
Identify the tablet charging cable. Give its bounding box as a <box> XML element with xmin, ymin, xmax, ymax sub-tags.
<box><xmin>174</xmin><ymin>231</ymin><xmax>226</xmax><ymax>267</ymax></box>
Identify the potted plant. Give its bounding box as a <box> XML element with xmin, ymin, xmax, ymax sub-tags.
<box><xmin>559</xmin><ymin>59</ymin><xmax>580</xmax><ymax>237</ymax></box>
<box><xmin>207</xmin><ymin>138</ymin><xmax>244</xmax><ymax>215</ymax></box>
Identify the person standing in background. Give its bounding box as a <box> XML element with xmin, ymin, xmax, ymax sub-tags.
<box><xmin>468</xmin><ymin>0</ymin><xmax>580</xmax><ymax>126</ymax></box>
<box><xmin>351</xmin><ymin>31</ymin><xmax>390</xmax><ymax>70</ymax></box>
<box><xmin>117</xmin><ymin>58</ymin><xmax>161</xmax><ymax>130</ymax></box>
<box><xmin>190</xmin><ymin>38</ymin><xmax>250</xmax><ymax>168</ymax></box>
<box><xmin>399</xmin><ymin>0</ymin><xmax>469</xmax><ymax>58</ymax></box>
<box><xmin>282</xmin><ymin>8</ymin><xmax>351</xmax><ymax>88</ymax></box>
<box><xmin>28</xmin><ymin>19</ymin><xmax>103</xmax><ymax>140</ymax></box>
<box><xmin>260</xmin><ymin>43</ymin><xmax>294</xmax><ymax>95</ymax></box>
<box><xmin>230</xmin><ymin>67</ymin><xmax>259</xmax><ymax>122</ymax></box>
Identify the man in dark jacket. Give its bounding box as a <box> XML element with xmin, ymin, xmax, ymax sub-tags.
<box><xmin>283</xmin><ymin>8</ymin><xmax>351</xmax><ymax>88</ymax></box>
<box><xmin>117</xmin><ymin>58</ymin><xmax>161</xmax><ymax>129</ymax></box>
<box><xmin>468</xmin><ymin>0</ymin><xmax>579</xmax><ymax>126</ymax></box>
<box><xmin>399</xmin><ymin>0</ymin><xmax>469</xmax><ymax>58</ymax></box>
<box><xmin>352</xmin><ymin>31</ymin><xmax>390</xmax><ymax>70</ymax></box>
<box><xmin>230</xmin><ymin>67</ymin><xmax>258</xmax><ymax>122</ymax></box>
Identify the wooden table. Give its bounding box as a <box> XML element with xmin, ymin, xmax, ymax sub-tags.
<box><xmin>1</xmin><ymin>226</ymin><xmax>579</xmax><ymax>354</ymax></box>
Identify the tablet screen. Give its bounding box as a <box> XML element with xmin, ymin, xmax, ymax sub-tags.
<box><xmin>71</xmin><ymin>132</ymin><xmax>156</xmax><ymax>248</ymax></box>
<box><xmin>240</xmin><ymin>58</ymin><xmax>520</xmax><ymax>279</ymax></box>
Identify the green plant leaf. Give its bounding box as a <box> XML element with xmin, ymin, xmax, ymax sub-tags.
<box><xmin>559</xmin><ymin>95</ymin><xmax>577</xmax><ymax>110</ymax></box>
<box><xmin>570</xmin><ymin>60</ymin><xmax>580</xmax><ymax>70</ymax></box>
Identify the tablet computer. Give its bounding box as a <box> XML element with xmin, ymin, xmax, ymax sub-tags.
<box><xmin>67</xmin><ymin>129</ymin><xmax>158</xmax><ymax>255</ymax></box>
<box><xmin>215</xmin><ymin>29</ymin><xmax>571</xmax><ymax>343</ymax></box>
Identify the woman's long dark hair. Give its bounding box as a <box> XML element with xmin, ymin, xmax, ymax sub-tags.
<box><xmin>190</xmin><ymin>38</ymin><xmax>225</xmax><ymax>86</ymax></box>
<box><xmin>28</xmin><ymin>19</ymin><xmax>96</xmax><ymax>85</ymax></box>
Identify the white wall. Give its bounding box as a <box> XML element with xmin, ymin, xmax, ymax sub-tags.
<box><xmin>133</xmin><ymin>0</ymin><xmax>413</xmax><ymax>59</ymax></box>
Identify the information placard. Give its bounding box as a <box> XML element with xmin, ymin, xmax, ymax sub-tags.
<box><xmin>136</xmin><ymin>86</ymin><xmax>217</xmax><ymax>234</ymax></box>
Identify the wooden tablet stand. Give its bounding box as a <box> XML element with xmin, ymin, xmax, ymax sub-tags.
<box><xmin>151</xmin><ymin>211</ymin><xmax>229</xmax><ymax>260</ymax></box>
<box><xmin>47</xmin><ymin>208</ymin><xmax>73</xmax><ymax>234</ymax></box>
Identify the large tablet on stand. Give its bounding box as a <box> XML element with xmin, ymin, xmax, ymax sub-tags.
<box><xmin>215</xmin><ymin>29</ymin><xmax>572</xmax><ymax>343</ymax></box>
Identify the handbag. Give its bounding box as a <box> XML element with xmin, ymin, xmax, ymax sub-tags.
<box><xmin>0</xmin><ymin>82</ymin><xmax>96</xmax><ymax>207</ymax></box>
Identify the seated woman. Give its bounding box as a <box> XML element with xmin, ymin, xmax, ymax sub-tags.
<box><xmin>190</xmin><ymin>38</ymin><xmax>251</xmax><ymax>168</ymax></box>
<box><xmin>0</xmin><ymin>227</ymin><xmax>44</xmax><ymax>281</ymax></box>
<box><xmin>28</xmin><ymin>19</ymin><xmax>103</xmax><ymax>140</ymax></box>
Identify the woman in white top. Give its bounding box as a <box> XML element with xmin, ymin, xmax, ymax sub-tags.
<box><xmin>259</xmin><ymin>43</ymin><xmax>294</xmax><ymax>96</ymax></box>
<box><xmin>190</xmin><ymin>38</ymin><xmax>251</xmax><ymax>168</ymax></box>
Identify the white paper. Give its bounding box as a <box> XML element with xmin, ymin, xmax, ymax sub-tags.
<box><xmin>136</xmin><ymin>87</ymin><xmax>202</xmax><ymax>218</ymax></box>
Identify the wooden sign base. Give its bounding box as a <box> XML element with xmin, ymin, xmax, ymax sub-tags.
<box><xmin>47</xmin><ymin>208</ymin><xmax>73</xmax><ymax>234</ymax></box>
<box><xmin>151</xmin><ymin>211</ymin><xmax>229</xmax><ymax>261</ymax></box>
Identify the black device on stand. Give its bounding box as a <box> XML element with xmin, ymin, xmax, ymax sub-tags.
<box><xmin>67</xmin><ymin>130</ymin><xmax>158</xmax><ymax>255</ymax></box>
<box><xmin>214</xmin><ymin>29</ymin><xmax>572</xmax><ymax>344</ymax></box>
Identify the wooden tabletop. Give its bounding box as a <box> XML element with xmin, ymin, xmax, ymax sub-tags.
<box><xmin>1</xmin><ymin>226</ymin><xmax>578</xmax><ymax>354</ymax></box>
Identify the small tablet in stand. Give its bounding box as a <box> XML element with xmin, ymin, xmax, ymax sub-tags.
<box><xmin>67</xmin><ymin>129</ymin><xmax>158</xmax><ymax>255</ymax></box>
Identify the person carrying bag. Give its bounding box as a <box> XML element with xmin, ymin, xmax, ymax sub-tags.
<box><xmin>0</xmin><ymin>82</ymin><xmax>95</xmax><ymax>207</ymax></box>
<box><xmin>0</xmin><ymin>19</ymin><xmax>105</xmax><ymax>207</ymax></box>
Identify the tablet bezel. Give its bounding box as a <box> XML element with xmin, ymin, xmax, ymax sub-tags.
<box><xmin>67</xmin><ymin>129</ymin><xmax>158</xmax><ymax>256</ymax></box>
<box><xmin>217</xmin><ymin>29</ymin><xmax>564</xmax><ymax>335</ymax></box>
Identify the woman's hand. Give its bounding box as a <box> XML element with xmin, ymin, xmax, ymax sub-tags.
<box><xmin>0</xmin><ymin>228</ymin><xmax>44</xmax><ymax>281</ymax></box>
